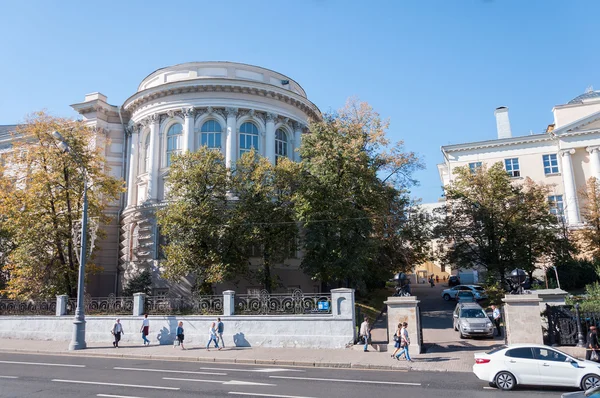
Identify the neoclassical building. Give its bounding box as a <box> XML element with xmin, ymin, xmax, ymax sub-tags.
<box><xmin>1</xmin><ymin>62</ymin><xmax>322</xmax><ymax>296</ymax></box>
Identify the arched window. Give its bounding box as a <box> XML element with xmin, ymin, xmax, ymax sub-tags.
<box><xmin>166</xmin><ymin>123</ymin><xmax>183</xmax><ymax>166</ymax></box>
<box><xmin>239</xmin><ymin>122</ymin><xmax>259</xmax><ymax>157</ymax></box>
<box><xmin>275</xmin><ymin>128</ymin><xmax>288</xmax><ymax>163</ymax></box>
<box><xmin>144</xmin><ymin>133</ymin><xmax>151</xmax><ymax>173</ymax></box>
<box><xmin>200</xmin><ymin>120</ymin><xmax>222</xmax><ymax>149</ymax></box>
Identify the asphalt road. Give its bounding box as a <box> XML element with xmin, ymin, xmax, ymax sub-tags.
<box><xmin>0</xmin><ymin>352</ymin><xmax>571</xmax><ymax>397</ymax></box>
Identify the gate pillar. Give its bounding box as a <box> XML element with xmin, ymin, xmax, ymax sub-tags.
<box><xmin>502</xmin><ymin>294</ymin><xmax>543</xmax><ymax>345</ymax></box>
<box><xmin>384</xmin><ymin>296</ymin><xmax>421</xmax><ymax>355</ymax></box>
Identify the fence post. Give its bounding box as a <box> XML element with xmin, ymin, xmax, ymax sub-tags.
<box><xmin>223</xmin><ymin>290</ymin><xmax>235</xmax><ymax>316</ymax></box>
<box><xmin>133</xmin><ymin>293</ymin><xmax>146</xmax><ymax>316</ymax></box>
<box><xmin>575</xmin><ymin>303</ymin><xmax>586</xmax><ymax>348</ymax></box>
<box><xmin>546</xmin><ymin>304</ymin><xmax>556</xmax><ymax>346</ymax></box>
<box><xmin>56</xmin><ymin>295</ymin><xmax>68</xmax><ymax>316</ymax></box>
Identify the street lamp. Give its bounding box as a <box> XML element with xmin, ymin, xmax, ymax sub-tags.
<box><xmin>52</xmin><ymin>131</ymin><xmax>88</xmax><ymax>350</ymax></box>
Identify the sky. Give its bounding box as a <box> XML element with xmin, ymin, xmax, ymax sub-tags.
<box><xmin>0</xmin><ymin>0</ymin><xmax>598</xmax><ymax>203</ymax></box>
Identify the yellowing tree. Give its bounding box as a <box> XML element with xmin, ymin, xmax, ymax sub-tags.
<box><xmin>0</xmin><ymin>112</ymin><xmax>123</xmax><ymax>299</ymax></box>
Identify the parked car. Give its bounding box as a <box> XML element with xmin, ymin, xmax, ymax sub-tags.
<box><xmin>563</xmin><ymin>386</ymin><xmax>600</xmax><ymax>397</ymax></box>
<box><xmin>448</xmin><ymin>275</ymin><xmax>460</xmax><ymax>287</ymax></box>
<box><xmin>442</xmin><ymin>285</ymin><xmax>488</xmax><ymax>301</ymax></box>
<box><xmin>473</xmin><ymin>344</ymin><xmax>600</xmax><ymax>391</ymax></box>
<box><xmin>453</xmin><ymin>302</ymin><xmax>494</xmax><ymax>338</ymax></box>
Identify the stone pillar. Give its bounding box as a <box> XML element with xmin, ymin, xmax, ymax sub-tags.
<box><xmin>182</xmin><ymin>108</ymin><xmax>195</xmax><ymax>153</ymax></box>
<box><xmin>502</xmin><ymin>294</ymin><xmax>543</xmax><ymax>345</ymax></box>
<box><xmin>56</xmin><ymin>294</ymin><xmax>68</xmax><ymax>316</ymax></box>
<box><xmin>126</xmin><ymin>127</ymin><xmax>139</xmax><ymax>207</ymax></box>
<box><xmin>384</xmin><ymin>296</ymin><xmax>421</xmax><ymax>354</ymax></box>
<box><xmin>293</xmin><ymin>122</ymin><xmax>303</xmax><ymax>162</ymax></box>
<box><xmin>225</xmin><ymin>108</ymin><xmax>237</xmax><ymax>168</ymax></box>
<box><xmin>265</xmin><ymin>113</ymin><xmax>276</xmax><ymax>164</ymax></box>
<box><xmin>587</xmin><ymin>146</ymin><xmax>600</xmax><ymax>180</ymax></box>
<box><xmin>560</xmin><ymin>149</ymin><xmax>580</xmax><ymax>225</ymax></box>
<box><xmin>331</xmin><ymin>288</ymin><xmax>356</xmax><ymax>345</ymax></box>
<box><xmin>133</xmin><ymin>292</ymin><xmax>146</xmax><ymax>316</ymax></box>
<box><xmin>147</xmin><ymin>115</ymin><xmax>160</xmax><ymax>201</ymax></box>
<box><xmin>223</xmin><ymin>290</ymin><xmax>235</xmax><ymax>316</ymax></box>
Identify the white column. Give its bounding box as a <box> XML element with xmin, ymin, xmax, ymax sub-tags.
<box><xmin>225</xmin><ymin>107</ymin><xmax>237</xmax><ymax>168</ymax></box>
<box><xmin>587</xmin><ymin>146</ymin><xmax>600</xmax><ymax>180</ymax></box>
<box><xmin>560</xmin><ymin>149</ymin><xmax>581</xmax><ymax>225</ymax></box>
<box><xmin>182</xmin><ymin>108</ymin><xmax>195</xmax><ymax>153</ymax></box>
<box><xmin>126</xmin><ymin>127</ymin><xmax>139</xmax><ymax>207</ymax></box>
<box><xmin>266</xmin><ymin>113</ymin><xmax>276</xmax><ymax>164</ymax></box>
<box><xmin>147</xmin><ymin>114</ymin><xmax>160</xmax><ymax>201</ymax></box>
<box><xmin>293</xmin><ymin>122</ymin><xmax>303</xmax><ymax>162</ymax></box>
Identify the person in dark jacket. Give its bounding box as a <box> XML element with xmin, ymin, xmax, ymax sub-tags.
<box><xmin>176</xmin><ymin>321</ymin><xmax>185</xmax><ymax>350</ymax></box>
<box><xmin>587</xmin><ymin>326</ymin><xmax>599</xmax><ymax>361</ymax></box>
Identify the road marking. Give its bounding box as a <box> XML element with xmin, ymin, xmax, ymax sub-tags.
<box><xmin>114</xmin><ymin>367</ymin><xmax>226</xmax><ymax>376</ymax></box>
<box><xmin>199</xmin><ymin>366</ymin><xmax>303</xmax><ymax>373</ymax></box>
<box><xmin>163</xmin><ymin>377</ymin><xmax>275</xmax><ymax>386</ymax></box>
<box><xmin>97</xmin><ymin>395</ymin><xmax>146</xmax><ymax>398</ymax></box>
<box><xmin>483</xmin><ymin>386</ymin><xmax>496</xmax><ymax>390</ymax></box>
<box><xmin>229</xmin><ymin>393</ymin><xmax>317</xmax><ymax>398</ymax></box>
<box><xmin>51</xmin><ymin>379</ymin><xmax>179</xmax><ymax>390</ymax></box>
<box><xmin>269</xmin><ymin>376</ymin><xmax>421</xmax><ymax>386</ymax></box>
<box><xmin>0</xmin><ymin>360</ymin><xmax>85</xmax><ymax>368</ymax></box>
<box><xmin>0</xmin><ymin>376</ymin><xmax>18</xmax><ymax>379</ymax></box>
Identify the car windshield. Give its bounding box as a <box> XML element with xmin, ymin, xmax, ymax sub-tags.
<box><xmin>461</xmin><ymin>309</ymin><xmax>486</xmax><ymax>318</ymax></box>
<box><xmin>473</xmin><ymin>286</ymin><xmax>484</xmax><ymax>291</ymax></box>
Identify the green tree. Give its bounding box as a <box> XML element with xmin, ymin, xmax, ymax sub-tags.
<box><xmin>157</xmin><ymin>147</ymin><xmax>247</xmax><ymax>289</ymax></box>
<box><xmin>0</xmin><ymin>112</ymin><xmax>123</xmax><ymax>299</ymax></box>
<box><xmin>121</xmin><ymin>269</ymin><xmax>153</xmax><ymax>296</ymax></box>
<box><xmin>579</xmin><ymin>177</ymin><xmax>600</xmax><ymax>260</ymax></box>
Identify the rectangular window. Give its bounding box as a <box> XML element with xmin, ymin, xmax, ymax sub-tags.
<box><xmin>543</xmin><ymin>154</ymin><xmax>559</xmax><ymax>175</ymax></box>
<box><xmin>468</xmin><ymin>162</ymin><xmax>482</xmax><ymax>173</ymax></box>
<box><xmin>548</xmin><ymin>195</ymin><xmax>564</xmax><ymax>223</ymax></box>
<box><xmin>505</xmin><ymin>158</ymin><xmax>520</xmax><ymax>177</ymax></box>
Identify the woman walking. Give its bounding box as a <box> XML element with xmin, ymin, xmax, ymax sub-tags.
<box><xmin>206</xmin><ymin>322</ymin><xmax>221</xmax><ymax>351</ymax></box>
<box><xmin>390</xmin><ymin>323</ymin><xmax>403</xmax><ymax>359</ymax></box>
<box><xmin>176</xmin><ymin>321</ymin><xmax>185</xmax><ymax>350</ymax></box>
<box><xmin>111</xmin><ymin>318</ymin><xmax>124</xmax><ymax>348</ymax></box>
<box><xmin>140</xmin><ymin>314</ymin><xmax>150</xmax><ymax>346</ymax></box>
<box><xmin>395</xmin><ymin>322</ymin><xmax>413</xmax><ymax>362</ymax></box>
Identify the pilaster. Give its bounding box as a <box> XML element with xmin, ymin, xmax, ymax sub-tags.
<box><xmin>266</xmin><ymin>113</ymin><xmax>276</xmax><ymax>164</ymax></box>
<box><xmin>225</xmin><ymin>108</ymin><xmax>238</xmax><ymax>168</ymax></box>
<box><xmin>587</xmin><ymin>146</ymin><xmax>600</xmax><ymax>180</ymax></box>
<box><xmin>147</xmin><ymin>115</ymin><xmax>160</xmax><ymax>201</ymax></box>
<box><xmin>559</xmin><ymin>148</ymin><xmax>580</xmax><ymax>225</ymax></box>
<box><xmin>126</xmin><ymin>127</ymin><xmax>139</xmax><ymax>207</ymax></box>
<box><xmin>182</xmin><ymin>107</ymin><xmax>195</xmax><ymax>153</ymax></box>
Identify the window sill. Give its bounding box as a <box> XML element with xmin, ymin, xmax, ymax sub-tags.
<box><xmin>545</xmin><ymin>173</ymin><xmax>561</xmax><ymax>177</ymax></box>
<box><xmin>509</xmin><ymin>176</ymin><xmax>523</xmax><ymax>180</ymax></box>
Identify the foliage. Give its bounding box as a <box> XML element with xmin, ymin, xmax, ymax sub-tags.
<box><xmin>0</xmin><ymin>112</ymin><xmax>123</xmax><ymax>299</ymax></box>
<box><xmin>482</xmin><ymin>282</ymin><xmax>505</xmax><ymax>307</ymax></box>
<box><xmin>549</xmin><ymin>258</ymin><xmax>599</xmax><ymax>291</ymax></box>
<box><xmin>576</xmin><ymin>282</ymin><xmax>600</xmax><ymax>312</ymax></box>
<box><xmin>121</xmin><ymin>269</ymin><xmax>153</xmax><ymax>296</ymax></box>
<box><xmin>579</xmin><ymin>177</ymin><xmax>600</xmax><ymax>260</ymax></box>
<box><xmin>436</xmin><ymin>163</ymin><xmax>562</xmax><ymax>285</ymax></box>
<box><xmin>295</xmin><ymin>98</ymin><xmax>424</xmax><ymax>290</ymax></box>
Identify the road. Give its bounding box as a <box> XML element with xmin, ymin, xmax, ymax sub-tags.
<box><xmin>0</xmin><ymin>352</ymin><xmax>571</xmax><ymax>397</ymax></box>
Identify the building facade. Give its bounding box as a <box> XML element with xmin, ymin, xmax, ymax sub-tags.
<box><xmin>438</xmin><ymin>88</ymin><xmax>600</xmax><ymax>227</ymax></box>
<box><xmin>1</xmin><ymin>62</ymin><xmax>322</xmax><ymax>296</ymax></box>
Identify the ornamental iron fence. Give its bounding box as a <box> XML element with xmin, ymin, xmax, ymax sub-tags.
<box><xmin>145</xmin><ymin>295</ymin><xmax>223</xmax><ymax>315</ymax></box>
<box><xmin>235</xmin><ymin>289</ymin><xmax>332</xmax><ymax>315</ymax></box>
<box><xmin>0</xmin><ymin>298</ymin><xmax>57</xmax><ymax>315</ymax></box>
<box><xmin>66</xmin><ymin>293</ymin><xmax>134</xmax><ymax>316</ymax></box>
<box><xmin>544</xmin><ymin>304</ymin><xmax>600</xmax><ymax>346</ymax></box>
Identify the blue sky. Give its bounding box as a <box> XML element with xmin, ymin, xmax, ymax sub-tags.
<box><xmin>0</xmin><ymin>0</ymin><xmax>598</xmax><ymax>202</ymax></box>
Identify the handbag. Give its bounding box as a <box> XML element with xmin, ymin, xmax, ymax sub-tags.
<box><xmin>592</xmin><ymin>350</ymin><xmax>599</xmax><ymax>361</ymax></box>
<box><xmin>393</xmin><ymin>334</ymin><xmax>399</xmax><ymax>342</ymax></box>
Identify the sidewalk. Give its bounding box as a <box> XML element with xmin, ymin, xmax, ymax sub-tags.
<box><xmin>0</xmin><ymin>339</ymin><xmax>478</xmax><ymax>373</ymax></box>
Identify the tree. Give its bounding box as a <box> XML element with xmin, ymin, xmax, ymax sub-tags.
<box><xmin>436</xmin><ymin>163</ymin><xmax>560</xmax><ymax>285</ymax></box>
<box><xmin>121</xmin><ymin>269</ymin><xmax>153</xmax><ymax>296</ymax></box>
<box><xmin>157</xmin><ymin>147</ymin><xmax>247</xmax><ymax>290</ymax></box>
<box><xmin>230</xmin><ymin>151</ymin><xmax>300</xmax><ymax>292</ymax></box>
<box><xmin>0</xmin><ymin>112</ymin><xmax>123</xmax><ymax>299</ymax></box>
<box><xmin>295</xmin><ymin>99</ymin><xmax>423</xmax><ymax>290</ymax></box>
<box><xmin>579</xmin><ymin>177</ymin><xmax>600</xmax><ymax>260</ymax></box>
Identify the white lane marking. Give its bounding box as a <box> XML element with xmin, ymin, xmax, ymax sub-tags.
<box><xmin>269</xmin><ymin>376</ymin><xmax>421</xmax><ymax>386</ymax></box>
<box><xmin>483</xmin><ymin>386</ymin><xmax>496</xmax><ymax>390</ymax></box>
<box><xmin>114</xmin><ymin>367</ymin><xmax>226</xmax><ymax>376</ymax></box>
<box><xmin>199</xmin><ymin>367</ymin><xmax>303</xmax><ymax>373</ymax></box>
<box><xmin>163</xmin><ymin>377</ymin><xmax>275</xmax><ymax>386</ymax></box>
<box><xmin>0</xmin><ymin>360</ymin><xmax>85</xmax><ymax>368</ymax></box>
<box><xmin>51</xmin><ymin>379</ymin><xmax>179</xmax><ymax>390</ymax></box>
<box><xmin>0</xmin><ymin>376</ymin><xmax>18</xmax><ymax>379</ymax></box>
<box><xmin>97</xmin><ymin>395</ymin><xmax>146</xmax><ymax>398</ymax></box>
<box><xmin>253</xmin><ymin>368</ymin><xmax>305</xmax><ymax>373</ymax></box>
<box><xmin>229</xmin><ymin>393</ymin><xmax>317</xmax><ymax>398</ymax></box>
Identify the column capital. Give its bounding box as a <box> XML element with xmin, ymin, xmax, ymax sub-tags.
<box><xmin>266</xmin><ymin>112</ymin><xmax>277</xmax><ymax>123</ymax></box>
<box><xmin>182</xmin><ymin>107</ymin><xmax>195</xmax><ymax>117</ymax></box>
<box><xmin>225</xmin><ymin>107</ymin><xmax>238</xmax><ymax>118</ymax></box>
<box><xmin>587</xmin><ymin>146</ymin><xmax>600</xmax><ymax>154</ymax></box>
<box><xmin>559</xmin><ymin>148</ymin><xmax>576</xmax><ymax>157</ymax></box>
<box><xmin>292</xmin><ymin>120</ymin><xmax>306</xmax><ymax>131</ymax></box>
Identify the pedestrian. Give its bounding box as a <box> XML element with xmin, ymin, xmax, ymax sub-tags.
<box><xmin>587</xmin><ymin>326</ymin><xmax>600</xmax><ymax>361</ymax></box>
<box><xmin>359</xmin><ymin>316</ymin><xmax>371</xmax><ymax>352</ymax></box>
<box><xmin>429</xmin><ymin>276</ymin><xmax>435</xmax><ymax>288</ymax></box>
<box><xmin>207</xmin><ymin>321</ymin><xmax>221</xmax><ymax>351</ymax></box>
<box><xmin>492</xmin><ymin>305</ymin><xmax>502</xmax><ymax>337</ymax></box>
<box><xmin>140</xmin><ymin>313</ymin><xmax>150</xmax><ymax>346</ymax></box>
<box><xmin>390</xmin><ymin>322</ymin><xmax>403</xmax><ymax>359</ymax></box>
<box><xmin>395</xmin><ymin>322</ymin><xmax>412</xmax><ymax>362</ymax></box>
<box><xmin>217</xmin><ymin>317</ymin><xmax>225</xmax><ymax>349</ymax></box>
<box><xmin>111</xmin><ymin>318</ymin><xmax>124</xmax><ymax>348</ymax></box>
<box><xmin>176</xmin><ymin>321</ymin><xmax>185</xmax><ymax>350</ymax></box>
<box><xmin>436</xmin><ymin>275</ymin><xmax>439</xmax><ymax>283</ymax></box>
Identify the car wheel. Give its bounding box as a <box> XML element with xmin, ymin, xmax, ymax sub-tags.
<box><xmin>581</xmin><ymin>374</ymin><xmax>600</xmax><ymax>390</ymax></box>
<box><xmin>495</xmin><ymin>371</ymin><xmax>516</xmax><ymax>391</ymax></box>
<box><xmin>459</xmin><ymin>330</ymin><xmax>465</xmax><ymax>339</ymax></box>
<box><xmin>443</xmin><ymin>294</ymin><xmax>451</xmax><ymax>301</ymax></box>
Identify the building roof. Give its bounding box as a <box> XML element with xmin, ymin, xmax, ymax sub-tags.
<box><xmin>568</xmin><ymin>90</ymin><xmax>600</xmax><ymax>104</ymax></box>
<box><xmin>0</xmin><ymin>125</ymin><xmax>17</xmax><ymax>141</ymax></box>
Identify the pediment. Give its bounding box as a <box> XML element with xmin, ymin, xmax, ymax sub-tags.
<box><xmin>555</xmin><ymin>111</ymin><xmax>600</xmax><ymax>136</ymax></box>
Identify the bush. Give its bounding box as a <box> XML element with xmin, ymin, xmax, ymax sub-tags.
<box><xmin>483</xmin><ymin>282</ymin><xmax>505</xmax><ymax>307</ymax></box>
<box><xmin>121</xmin><ymin>270</ymin><xmax>152</xmax><ymax>296</ymax></box>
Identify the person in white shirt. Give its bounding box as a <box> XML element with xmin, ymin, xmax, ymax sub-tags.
<box><xmin>394</xmin><ymin>322</ymin><xmax>412</xmax><ymax>362</ymax></box>
<box><xmin>359</xmin><ymin>316</ymin><xmax>371</xmax><ymax>352</ymax></box>
<box><xmin>206</xmin><ymin>322</ymin><xmax>221</xmax><ymax>351</ymax></box>
<box><xmin>140</xmin><ymin>314</ymin><xmax>150</xmax><ymax>346</ymax></box>
<box><xmin>111</xmin><ymin>318</ymin><xmax>124</xmax><ymax>348</ymax></box>
<box><xmin>492</xmin><ymin>305</ymin><xmax>502</xmax><ymax>337</ymax></box>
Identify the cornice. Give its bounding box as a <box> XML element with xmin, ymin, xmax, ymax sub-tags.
<box><xmin>122</xmin><ymin>79</ymin><xmax>321</xmax><ymax>122</ymax></box>
<box><xmin>442</xmin><ymin>134</ymin><xmax>553</xmax><ymax>153</ymax></box>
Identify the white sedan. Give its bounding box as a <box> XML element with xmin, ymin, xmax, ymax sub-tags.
<box><xmin>473</xmin><ymin>344</ymin><xmax>600</xmax><ymax>391</ymax></box>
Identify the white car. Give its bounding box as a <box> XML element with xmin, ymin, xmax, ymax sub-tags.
<box><xmin>442</xmin><ymin>285</ymin><xmax>487</xmax><ymax>301</ymax></box>
<box><xmin>473</xmin><ymin>344</ymin><xmax>600</xmax><ymax>391</ymax></box>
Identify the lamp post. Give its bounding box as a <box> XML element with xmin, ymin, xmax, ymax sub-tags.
<box><xmin>52</xmin><ymin>131</ymin><xmax>88</xmax><ymax>350</ymax></box>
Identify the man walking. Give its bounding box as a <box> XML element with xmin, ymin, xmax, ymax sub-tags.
<box><xmin>140</xmin><ymin>313</ymin><xmax>150</xmax><ymax>346</ymax></box>
<box><xmin>359</xmin><ymin>316</ymin><xmax>371</xmax><ymax>352</ymax></box>
<box><xmin>217</xmin><ymin>317</ymin><xmax>225</xmax><ymax>349</ymax></box>
<box><xmin>492</xmin><ymin>305</ymin><xmax>502</xmax><ymax>337</ymax></box>
<box><xmin>111</xmin><ymin>318</ymin><xmax>124</xmax><ymax>348</ymax></box>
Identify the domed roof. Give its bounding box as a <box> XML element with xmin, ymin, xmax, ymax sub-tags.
<box><xmin>568</xmin><ymin>89</ymin><xmax>600</xmax><ymax>104</ymax></box>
